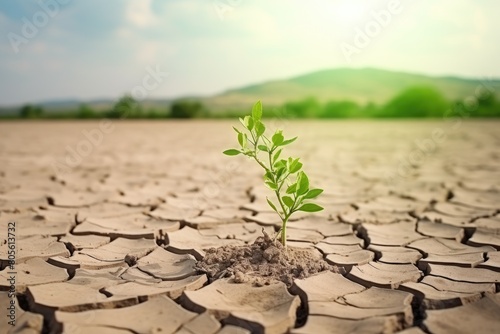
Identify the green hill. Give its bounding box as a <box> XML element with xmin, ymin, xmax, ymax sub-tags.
<box><xmin>203</xmin><ymin>68</ymin><xmax>500</xmax><ymax>111</ymax></box>
<box><xmin>3</xmin><ymin>67</ymin><xmax>499</xmax><ymax>118</ymax></box>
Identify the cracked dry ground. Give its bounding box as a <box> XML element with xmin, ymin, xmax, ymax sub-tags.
<box><xmin>0</xmin><ymin>120</ymin><xmax>499</xmax><ymax>334</ymax></box>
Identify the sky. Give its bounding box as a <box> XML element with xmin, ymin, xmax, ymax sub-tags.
<box><xmin>0</xmin><ymin>0</ymin><xmax>499</xmax><ymax>106</ymax></box>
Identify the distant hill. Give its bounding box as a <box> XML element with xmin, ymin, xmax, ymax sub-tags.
<box><xmin>1</xmin><ymin>68</ymin><xmax>499</xmax><ymax>115</ymax></box>
<box><xmin>202</xmin><ymin>68</ymin><xmax>500</xmax><ymax>111</ymax></box>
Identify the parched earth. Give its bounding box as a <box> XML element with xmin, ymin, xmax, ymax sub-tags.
<box><xmin>0</xmin><ymin>120</ymin><xmax>499</xmax><ymax>334</ymax></box>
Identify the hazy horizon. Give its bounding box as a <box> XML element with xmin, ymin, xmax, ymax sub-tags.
<box><xmin>1</xmin><ymin>0</ymin><xmax>499</xmax><ymax>105</ymax></box>
<box><xmin>2</xmin><ymin>66</ymin><xmax>498</xmax><ymax>108</ymax></box>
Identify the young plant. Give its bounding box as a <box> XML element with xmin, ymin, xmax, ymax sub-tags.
<box><xmin>223</xmin><ymin>101</ymin><xmax>324</xmax><ymax>247</ymax></box>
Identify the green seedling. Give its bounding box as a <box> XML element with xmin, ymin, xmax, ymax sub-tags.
<box><xmin>223</xmin><ymin>101</ymin><xmax>324</xmax><ymax>247</ymax></box>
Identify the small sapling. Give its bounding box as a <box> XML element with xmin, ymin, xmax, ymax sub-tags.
<box><xmin>223</xmin><ymin>101</ymin><xmax>324</xmax><ymax>247</ymax></box>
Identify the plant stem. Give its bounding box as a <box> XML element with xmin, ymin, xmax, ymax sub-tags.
<box><xmin>253</xmin><ymin>156</ymin><xmax>269</xmax><ymax>172</ymax></box>
<box><xmin>281</xmin><ymin>215</ymin><xmax>289</xmax><ymax>247</ymax></box>
<box><xmin>251</xmin><ymin>141</ymin><xmax>292</xmax><ymax>247</ymax></box>
<box><xmin>267</xmin><ymin>149</ymin><xmax>274</xmax><ymax>171</ymax></box>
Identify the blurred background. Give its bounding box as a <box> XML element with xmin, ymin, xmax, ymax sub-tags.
<box><xmin>1</xmin><ymin>0</ymin><xmax>499</xmax><ymax>119</ymax></box>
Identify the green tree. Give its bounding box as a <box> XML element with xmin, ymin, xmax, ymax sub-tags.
<box><xmin>363</xmin><ymin>102</ymin><xmax>379</xmax><ymax>117</ymax></box>
<box><xmin>475</xmin><ymin>87</ymin><xmax>496</xmax><ymax>108</ymax></box>
<box><xmin>77</xmin><ymin>104</ymin><xmax>96</xmax><ymax>119</ymax></box>
<box><xmin>108</xmin><ymin>95</ymin><xmax>139</xmax><ymax>118</ymax></box>
<box><xmin>476</xmin><ymin>93</ymin><xmax>500</xmax><ymax>117</ymax></box>
<box><xmin>321</xmin><ymin>100</ymin><xmax>361</xmax><ymax>118</ymax></box>
<box><xmin>284</xmin><ymin>97</ymin><xmax>320</xmax><ymax>118</ymax></box>
<box><xmin>145</xmin><ymin>108</ymin><xmax>170</xmax><ymax>118</ymax></box>
<box><xmin>382</xmin><ymin>86</ymin><xmax>449</xmax><ymax>117</ymax></box>
<box><xmin>19</xmin><ymin>105</ymin><xmax>43</xmax><ymax>118</ymax></box>
<box><xmin>170</xmin><ymin>100</ymin><xmax>203</xmax><ymax>118</ymax></box>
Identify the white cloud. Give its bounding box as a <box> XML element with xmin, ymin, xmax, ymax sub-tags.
<box><xmin>126</xmin><ymin>0</ymin><xmax>157</xmax><ymax>27</ymax></box>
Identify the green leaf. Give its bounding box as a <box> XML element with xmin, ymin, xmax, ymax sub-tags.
<box><xmin>255</xmin><ymin>121</ymin><xmax>265</xmax><ymax>137</ymax></box>
<box><xmin>238</xmin><ymin>117</ymin><xmax>246</xmax><ymax>128</ymax></box>
<box><xmin>264</xmin><ymin>171</ymin><xmax>274</xmax><ymax>182</ymax></box>
<box><xmin>252</xmin><ymin>100</ymin><xmax>263</xmax><ymax>121</ymax></box>
<box><xmin>286</xmin><ymin>183</ymin><xmax>297</xmax><ymax>194</ymax></box>
<box><xmin>291</xmin><ymin>162</ymin><xmax>303</xmax><ymax>173</ymax></box>
<box><xmin>296</xmin><ymin>172</ymin><xmax>309</xmax><ymax>195</ymax></box>
<box><xmin>304</xmin><ymin>188</ymin><xmax>323</xmax><ymax>199</ymax></box>
<box><xmin>266</xmin><ymin>197</ymin><xmax>278</xmax><ymax>213</ymax></box>
<box><xmin>274</xmin><ymin>159</ymin><xmax>286</xmax><ymax>170</ymax></box>
<box><xmin>288</xmin><ymin>158</ymin><xmax>302</xmax><ymax>174</ymax></box>
<box><xmin>275</xmin><ymin>166</ymin><xmax>286</xmax><ymax>181</ymax></box>
<box><xmin>264</xmin><ymin>180</ymin><xmax>277</xmax><ymax>190</ymax></box>
<box><xmin>243</xmin><ymin>115</ymin><xmax>254</xmax><ymax>131</ymax></box>
<box><xmin>232</xmin><ymin>126</ymin><xmax>241</xmax><ymax>134</ymax></box>
<box><xmin>282</xmin><ymin>196</ymin><xmax>294</xmax><ymax>208</ymax></box>
<box><xmin>237</xmin><ymin>132</ymin><xmax>247</xmax><ymax>148</ymax></box>
<box><xmin>258</xmin><ymin>145</ymin><xmax>269</xmax><ymax>152</ymax></box>
<box><xmin>272</xmin><ymin>149</ymin><xmax>282</xmax><ymax>164</ymax></box>
<box><xmin>280</xmin><ymin>137</ymin><xmax>298</xmax><ymax>146</ymax></box>
<box><xmin>296</xmin><ymin>203</ymin><xmax>324</xmax><ymax>212</ymax></box>
<box><xmin>223</xmin><ymin>149</ymin><xmax>241</xmax><ymax>156</ymax></box>
<box><xmin>272</xmin><ymin>130</ymin><xmax>284</xmax><ymax>146</ymax></box>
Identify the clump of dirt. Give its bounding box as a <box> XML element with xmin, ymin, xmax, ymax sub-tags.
<box><xmin>195</xmin><ymin>230</ymin><xmax>343</xmax><ymax>287</ymax></box>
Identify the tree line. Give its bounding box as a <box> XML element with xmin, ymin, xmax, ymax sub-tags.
<box><xmin>11</xmin><ymin>86</ymin><xmax>500</xmax><ymax>119</ymax></box>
